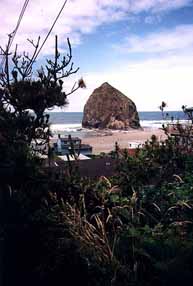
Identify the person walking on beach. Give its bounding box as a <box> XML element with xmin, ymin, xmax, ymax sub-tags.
<box><xmin>57</xmin><ymin>134</ymin><xmax>62</xmax><ymax>154</ymax></box>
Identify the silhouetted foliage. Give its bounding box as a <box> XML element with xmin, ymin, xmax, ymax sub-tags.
<box><xmin>0</xmin><ymin>35</ymin><xmax>85</xmax><ymax>184</ymax></box>
<box><xmin>1</xmin><ymin>50</ymin><xmax>193</xmax><ymax>286</ymax></box>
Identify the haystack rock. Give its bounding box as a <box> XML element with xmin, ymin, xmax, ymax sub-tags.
<box><xmin>82</xmin><ymin>82</ymin><xmax>140</xmax><ymax>130</ymax></box>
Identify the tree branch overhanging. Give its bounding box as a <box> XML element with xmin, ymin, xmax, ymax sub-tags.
<box><xmin>0</xmin><ymin>35</ymin><xmax>86</xmax><ymax>156</ymax></box>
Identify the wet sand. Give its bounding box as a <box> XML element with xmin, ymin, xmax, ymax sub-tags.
<box><xmin>82</xmin><ymin>128</ymin><xmax>166</xmax><ymax>154</ymax></box>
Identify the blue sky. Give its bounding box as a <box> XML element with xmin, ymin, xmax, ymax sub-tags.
<box><xmin>1</xmin><ymin>0</ymin><xmax>193</xmax><ymax>111</ymax></box>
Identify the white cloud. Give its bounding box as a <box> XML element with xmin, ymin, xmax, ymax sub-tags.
<box><xmin>1</xmin><ymin>0</ymin><xmax>193</xmax><ymax>112</ymax></box>
<box><xmin>110</xmin><ymin>23</ymin><xmax>193</xmax><ymax>111</ymax></box>
<box><xmin>0</xmin><ymin>0</ymin><xmax>129</xmax><ymax>53</ymax></box>
<box><xmin>0</xmin><ymin>0</ymin><xmax>192</xmax><ymax>56</ymax></box>
<box><xmin>65</xmin><ymin>53</ymin><xmax>193</xmax><ymax>112</ymax></box>
<box><xmin>144</xmin><ymin>15</ymin><xmax>162</xmax><ymax>24</ymax></box>
<box><xmin>129</xmin><ymin>0</ymin><xmax>192</xmax><ymax>13</ymax></box>
<box><xmin>116</xmin><ymin>25</ymin><xmax>193</xmax><ymax>54</ymax></box>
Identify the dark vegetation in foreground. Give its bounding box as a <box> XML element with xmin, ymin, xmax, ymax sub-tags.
<box><xmin>1</xmin><ymin>133</ymin><xmax>193</xmax><ymax>286</ymax></box>
<box><xmin>1</xmin><ymin>35</ymin><xmax>193</xmax><ymax>285</ymax></box>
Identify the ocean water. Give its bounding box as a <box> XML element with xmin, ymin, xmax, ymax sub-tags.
<box><xmin>48</xmin><ymin>111</ymin><xmax>187</xmax><ymax>138</ymax></box>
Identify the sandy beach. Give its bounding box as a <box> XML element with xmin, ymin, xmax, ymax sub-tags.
<box><xmin>82</xmin><ymin>128</ymin><xmax>166</xmax><ymax>154</ymax></box>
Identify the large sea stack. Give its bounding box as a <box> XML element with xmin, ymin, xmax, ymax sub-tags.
<box><xmin>82</xmin><ymin>82</ymin><xmax>140</xmax><ymax>129</ymax></box>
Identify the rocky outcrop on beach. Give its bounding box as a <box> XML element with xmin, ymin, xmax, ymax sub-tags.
<box><xmin>82</xmin><ymin>82</ymin><xmax>140</xmax><ymax>130</ymax></box>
